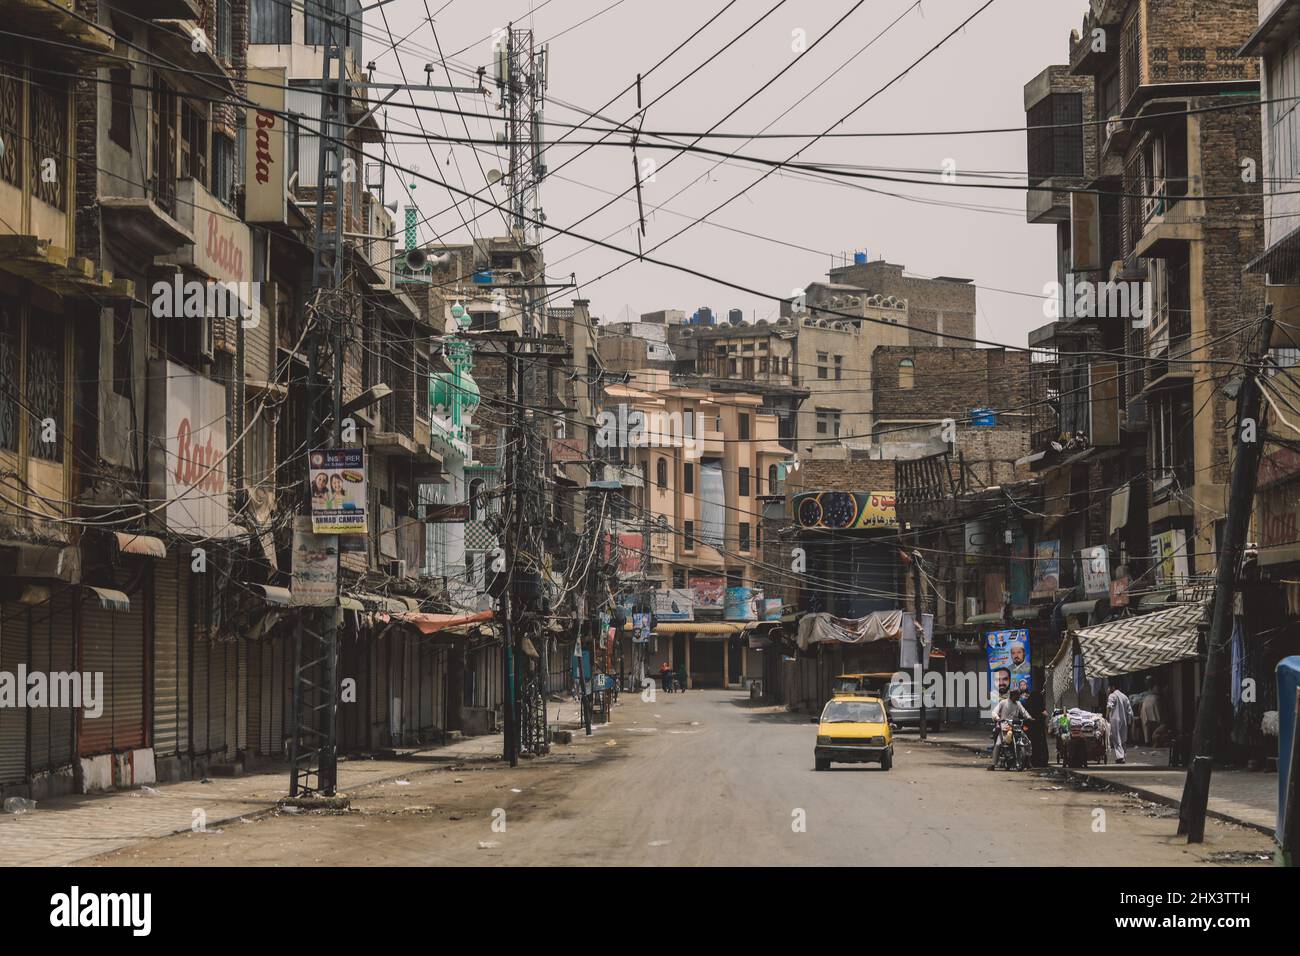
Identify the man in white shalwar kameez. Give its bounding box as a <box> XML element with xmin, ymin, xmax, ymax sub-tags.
<box><xmin>1106</xmin><ymin>682</ymin><xmax>1134</xmax><ymax>764</ymax></box>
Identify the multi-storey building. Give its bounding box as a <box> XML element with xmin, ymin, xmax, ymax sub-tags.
<box><xmin>1015</xmin><ymin>0</ymin><xmax>1265</xmax><ymax>736</ymax></box>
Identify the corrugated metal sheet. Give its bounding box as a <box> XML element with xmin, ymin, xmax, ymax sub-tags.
<box><xmin>272</xmin><ymin>636</ymin><xmax>286</xmax><ymax>756</ymax></box>
<box><xmin>48</xmin><ymin>591</ymin><xmax>74</xmax><ymax>769</ymax></box>
<box><xmin>153</xmin><ymin>556</ymin><xmax>181</xmax><ymax>756</ymax></box>
<box><xmin>27</xmin><ymin>601</ymin><xmax>50</xmax><ymax>773</ymax></box>
<box><xmin>113</xmin><ymin>596</ymin><xmax>146</xmax><ymax>751</ymax></box>
<box><xmin>208</xmin><ymin>640</ymin><xmax>227</xmax><ymax>755</ymax></box>
<box><xmin>79</xmin><ymin>597</ymin><xmax>115</xmax><ymax>756</ymax></box>
<box><xmin>370</xmin><ymin>633</ymin><xmax>388</xmax><ymax>749</ymax></box>
<box><xmin>0</xmin><ymin>603</ymin><xmax>28</xmax><ymax>784</ymax></box>
<box><xmin>191</xmin><ymin>637</ymin><xmax>209</xmax><ymax>754</ymax></box>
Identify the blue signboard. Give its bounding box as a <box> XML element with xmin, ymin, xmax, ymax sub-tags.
<box><xmin>971</xmin><ymin>407</ymin><xmax>997</xmax><ymax>427</ymax></box>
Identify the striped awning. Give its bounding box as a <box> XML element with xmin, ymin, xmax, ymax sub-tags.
<box><xmin>114</xmin><ymin>531</ymin><xmax>167</xmax><ymax>558</ymax></box>
<box><xmin>1074</xmin><ymin>603</ymin><xmax>1206</xmax><ymax>678</ymax></box>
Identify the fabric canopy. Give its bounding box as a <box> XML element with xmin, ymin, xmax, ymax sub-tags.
<box><xmin>654</xmin><ymin>622</ymin><xmax>742</xmax><ymax>635</ymax></box>
<box><xmin>797</xmin><ymin>610</ymin><xmax>903</xmax><ymax>650</ymax></box>
<box><xmin>1073</xmin><ymin>603</ymin><xmax>1205</xmax><ymax>678</ymax></box>
<box><xmin>394</xmin><ymin>609</ymin><xmax>493</xmax><ymax>636</ymax></box>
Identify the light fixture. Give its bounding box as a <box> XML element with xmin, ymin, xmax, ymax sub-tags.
<box><xmin>341</xmin><ymin>384</ymin><xmax>392</xmax><ymax>417</ymax></box>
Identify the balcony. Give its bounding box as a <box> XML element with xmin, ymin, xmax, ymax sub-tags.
<box><xmin>1024</xmin><ymin>69</ymin><xmax>1093</xmax><ymax>224</ymax></box>
<box><xmin>10</xmin><ymin>0</ymin><xmax>115</xmax><ymax>61</ymax></box>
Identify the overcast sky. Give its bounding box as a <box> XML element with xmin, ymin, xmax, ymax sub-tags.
<box><xmin>365</xmin><ymin>0</ymin><xmax>1083</xmax><ymax>348</ymax></box>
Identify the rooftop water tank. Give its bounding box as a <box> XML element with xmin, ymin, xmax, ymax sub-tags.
<box><xmin>854</xmin><ymin>251</ymin><xmax>867</xmax><ymax>265</ymax></box>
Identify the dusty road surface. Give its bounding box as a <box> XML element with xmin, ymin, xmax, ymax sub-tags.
<box><xmin>87</xmin><ymin>690</ymin><xmax>1274</xmax><ymax>866</ymax></box>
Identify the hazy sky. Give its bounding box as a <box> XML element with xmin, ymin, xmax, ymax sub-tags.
<box><xmin>365</xmin><ymin>0</ymin><xmax>1084</xmax><ymax>348</ymax></box>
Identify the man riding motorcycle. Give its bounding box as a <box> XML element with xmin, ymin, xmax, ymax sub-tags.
<box><xmin>988</xmin><ymin>688</ymin><xmax>1032</xmax><ymax>770</ymax></box>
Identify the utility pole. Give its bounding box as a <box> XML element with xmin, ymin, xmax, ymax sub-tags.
<box><xmin>910</xmin><ymin>548</ymin><xmax>927</xmax><ymax>742</ymax></box>
<box><xmin>1179</xmin><ymin>315</ymin><xmax>1274</xmax><ymax>842</ymax></box>
<box><xmin>290</xmin><ymin>16</ymin><xmax>349</xmax><ymax>798</ymax></box>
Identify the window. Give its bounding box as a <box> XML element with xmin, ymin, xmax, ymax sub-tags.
<box><xmin>26</xmin><ymin>315</ymin><xmax>63</xmax><ymax>462</ymax></box>
<box><xmin>767</xmin><ymin>463</ymin><xmax>778</xmax><ymax>494</ymax></box>
<box><xmin>684</xmin><ymin>520</ymin><xmax>695</xmax><ymax>551</ymax></box>
<box><xmin>756</xmin><ymin>522</ymin><xmax>762</xmax><ymax>550</ymax></box>
<box><xmin>245</xmin><ymin>406</ymin><xmax>272</xmax><ymax>487</ymax></box>
<box><xmin>656</xmin><ymin>456</ymin><xmax>668</xmax><ymax>489</ymax></box>
<box><xmin>108</xmin><ymin>31</ymin><xmax>133</xmax><ymax>153</ymax></box>
<box><xmin>180</xmin><ymin>100</ymin><xmax>208</xmax><ymax>185</ymax></box>
<box><xmin>683</xmin><ymin>462</ymin><xmax>694</xmax><ymax>494</ymax></box>
<box><xmin>1026</xmin><ymin>93</ymin><xmax>1083</xmax><ymax>184</ymax></box>
<box><xmin>215</xmin><ymin>0</ymin><xmax>232</xmax><ymax>59</ymax></box>
<box><xmin>738</xmin><ymin>413</ymin><xmax>750</xmax><ymax>440</ymax></box>
<box><xmin>816</xmin><ymin>408</ymin><xmax>841</xmax><ymax>438</ymax></box>
<box><xmin>683</xmin><ymin>409</ymin><xmax>694</xmax><ymax>440</ymax></box>
<box><xmin>738</xmin><ymin>467</ymin><xmax>750</xmax><ymax>497</ymax></box>
<box><xmin>212</xmin><ymin>132</ymin><xmax>236</xmax><ymax>208</ymax></box>
<box><xmin>673</xmin><ymin>569</ymin><xmax>685</xmax><ymax>588</ymax></box>
<box><xmin>250</xmin><ymin>0</ymin><xmax>292</xmax><ymax>44</ymax></box>
<box><xmin>1271</xmin><ymin>37</ymin><xmax>1300</xmax><ymax>186</ymax></box>
<box><xmin>898</xmin><ymin>358</ymin><xmax>915</xmax><ymax>389</ymax></box>
<box><xmin>834</xmin><ymin>355</ymin><xmax>843</xmax><ymax>381</ymax></box>
<box><xmin>739</xmin><ymin>522</ymin><xmax>751</xmax><ymax>552</ymax></box>
<box><xmin>817</xmin><ymin>351</ymin><xmax>829</xmax><ymax>379</ymax></box>
<box><xmin>0</xmin><ymin>301</ymin><xmax>18</xmax><ymax>451</ymax></box>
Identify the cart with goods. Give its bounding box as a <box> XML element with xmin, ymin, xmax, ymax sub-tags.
<box><xmin>1051</xmin><ymin>708</ymin><xmax>1107</xmax><ymax>768</ymax></box>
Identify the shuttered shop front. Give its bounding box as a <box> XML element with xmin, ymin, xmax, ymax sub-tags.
<box><xmin>79</xmin><ymin>592</ymin><xmax>147</xmax><ymax>756</ymax></box>
<box><xmin>152</xmin><ymin>554</ymin><xmax>190</xmax><ymax>757</ymax></box>
<box><xmin>27</xmin><ymin>590</ymin><xmax>76</xmax><ymax>774</ymax></box>
<box><xmin>0</xmin><ymin>601</ymin><xmax>29</xmax><ymax>785</ymax></box>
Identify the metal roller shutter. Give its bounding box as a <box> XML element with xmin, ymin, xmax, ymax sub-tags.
<box><xmin>230</xmin><ymin>638</ymin><xmax>244</xmax><ymax>759</ymax></box>
<box><xmin>273</xmin><ymin>636</ymin><xmax>287</xmax><ymax>756</ymax></box>
<box><xmin>418</xmin><ymin>639</ymin><xmax>434</xmax><ymax>737</ymax></box>
<box><xmin>79</xmin><ymin>598</ymin><xmax>116</xmax><ymax>756</ymax></box>
<box><xmin>257</xmin><ymin>642</ymin><xmax>272</xmax><ymax>755</ymax></box>
<box><xmin>0</xmin><ymin>602</ymin><xmax>29</xmax><ymax>784</ymax></box>
<box><xmin>112</xmin><ymin>596</ymin><xmax>146</xmax><ymax>751</ymax></box>
<box><xmin>371</xmin><ymin>634</ymin><xmax>389</xmax><ymax>749</ymax></box>
<box><xmin>152</xmin><ymin>556</ymin><xmax>181</xmax><ymax>756</ymax></box>
<box><xmin>191</xmin><ymin>637</ymin><xmax>209</xmax><ymax>754</ymax></box>
<box><xmin>27</xmin><ymin>601</ymin><xmax>50</xmax><ymax>773</ymax></box>
<box><xmin>246</xmin><ymin>638</ymin><xmax>262</xmax><ymax>756</ymax></box>
<box><xmin>208</xmin><ymin>640</ymin><xmax>227</xmax><ymax>756</ymax></box>
<box><xmin>47</xmin><ymin>590</ymin><xmax>75</xmax><ymax>769</ymax></box>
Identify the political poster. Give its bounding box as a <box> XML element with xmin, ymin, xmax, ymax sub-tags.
<box><xmin>985</xmin><ymin>628</ymin><xmax>1031</xmax><ymax>702</ymax></box>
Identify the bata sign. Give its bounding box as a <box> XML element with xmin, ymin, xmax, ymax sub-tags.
<box><xmin>147</xmin><ymin>360</ymin><xmax>234</xmax><ymax>538</ymax></box>
<box><xmin>244</xmin><ymin>67</ymin><xmax>288</xmax><ymax>223</ymax></box>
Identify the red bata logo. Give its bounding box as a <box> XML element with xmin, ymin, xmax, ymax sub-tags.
<box><xmin>174</xmin><ymin>417</ymin><xmax>226</xmax><ymax>494</ymax></box>
<box><xmin>254</xmin><ymin>109</ymin><xmax>276</xmax><ymax>185</ymax></box>
<box><xmin>206</xmin><ymin>211</ymin><xmax>244</xmax><ymax>278</ymax></box>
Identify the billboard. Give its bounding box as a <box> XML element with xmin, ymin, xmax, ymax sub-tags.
<box><xmin>688</xmin><ymin>573</ymin><xmax>725</xmax><ymax>611</ymax></box>
<box><xmin>792</xmin><ymin>491</ymin><xmax>897</xmax><ymax>530</ymax></box>
<box><xmin>1031</xmin><ymin>539</ymin><xmax>1060</xmax><ymax>598</ymax></box>
<box><xmin>148</xmin><ymin>360</ymin><xmax>234</xmax><ymax>538</ymax></box>
<box><xmin>309</xmin><ymin>448</ymin><xmax>367</xmax><ymax>535</ymax></box>
<box><xmin>725</xmin><ymin>586</ymin><xmax>763</xmax><ymax>622</ymax></box>
<box><xmin>653</xmin><ymin>588</ymin><xmax>694</xmax><ymax>622</ymax></box>
<box><xmin>291</xmin><ymin>516</ymin><xmax>338</xmax><ymax>606</ymax></box>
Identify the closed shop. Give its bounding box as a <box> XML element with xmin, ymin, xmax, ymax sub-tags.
<box><xmin>191</xmin><ymin>634</ymin><xmax>209</xmax><ymax>754</ymax></box>
<box><xmin>0</xmin><ymin>601</ymin><xmax>28</xmax><ymax>785</ymax></box>
<box><xmin>79</xmin><ymin>590</ymin><xmax>147</xmax><ymax>756</ymax></box>
<box><xmin>28</xmin><ymin>590</ymin><xmax>76</xmax><ymax>773</ymax></box>
<box><xmin>253</xmin><ymin>631</ymin><xmax>289</xmax><ymax>757</ymax></box>
<box><xmin>152</xmin><ymin>554</ymin><xmax>190</xmax><ymax>757</ymax></box>
<box><xmin>370</xmin><ymin>631</ymin><xmax>390</xmax><ymax>748</ymax></box>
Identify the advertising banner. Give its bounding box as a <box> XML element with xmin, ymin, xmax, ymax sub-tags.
<box><xmin>1031</xmin><ymin>539</ymin><xmax>1061</xmax><ymax>598</ymax></box>
<box><xmin>148</xmin><ymin>360</ymin><xmax>234</xmax><ymax>538</ymax></box>
<box><xmin>793</xmin><ymin>491</ymin><xmax>898</xmax><ymax>530</ymax></box>
<box><xmin>724</xmin><ymin>586</ymin><xmax>763</xmax><ymax>622</ymax></box>
<box><xmin>1080</xmin><ymin>544</ymin><xmax>1110</xmax><ymax>597</ymax></box>
<box><xmin>688</xmin><ymin>573</ymin><xmax>725</xmax><ymax>611</ymax></box>
<box><xmin>245</xmin><ymin>67</ymin><xmax>288</xmax><ymax>224</ymax></box>
<box><xmin>763</xmin><ymin>597</ymin><xmax>783</xmax><ymax>621</ymax></box>
<box><xmin>1150</xmin><ymin>529</ymin><xmax>1189</xmax><ymax>588</ymax></box>
<box><xmin>654</xmin><ymin>588</ymin><xmax>694</xmax><ymax>622</ymax></box>
<box><xmin>985</xmin><ymin>628</ymin><xmax>1031</xmax><ymax>701</ymax></box>
<box><xmin>309</xmin><ymin>448</ymin><xmax>367</xmax><ymax>534</ymax></box>
<box><xmin>291</xmin><ymin>516</ymin><xmax>338</xmax><ymax>606</ymax></box>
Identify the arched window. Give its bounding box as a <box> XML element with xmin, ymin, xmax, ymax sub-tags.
<box><xmin>656</xmin><ymin>456</ymin><xmax>668</xmax><ymax>489</ymax></box>
<box><xmin>898</xmin><ymin>358</ymin><xmax>915</xmax><ymax>390</ymax></box>
<box><xmin>468</xmin><ymin>478</ymin><xmax>485</xmax><ymax>520</ymax></box>
<box><xmin>768</xmin><ymin>463</ymin><xmax>779</xmax><ymax>494</ymax></box>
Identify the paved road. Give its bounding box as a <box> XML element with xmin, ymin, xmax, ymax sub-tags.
<box><xmin>87</xmin><ymin>690</ymin><xmax>1273</xmax><ymax>866</ymax></box>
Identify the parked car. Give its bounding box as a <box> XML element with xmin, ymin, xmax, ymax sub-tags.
<box><xmin>812</xmin><ymin>695</ymin><xmax>894</xmax><ymax>771</ymax></box>
<box><xmin>885</xmin><ymin>677</ymin><xmax>941</xmax><ymax>731</ymax></box>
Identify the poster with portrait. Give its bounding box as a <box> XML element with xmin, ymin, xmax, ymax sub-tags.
<box><xmin>309</xmin><ymin>448</ymin><xmax>367</xmax><ymax>534</ymax></box>
<box><xmin>985</xmin><ymin>628</ymin><xmax>1031</xmax><ymax>702</ymax></box>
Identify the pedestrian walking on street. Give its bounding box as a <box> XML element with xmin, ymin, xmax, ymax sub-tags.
<box><xmin>677</xmin><ymin>661</ymin><xmax>688</xmax><ymax>692</ymax></box>
<box><xmin>1139</xmin><ymin>677</ymin><xmax>1162</xmax><ymax>746</ymax></box>
<box><xmin>1026</xmin><ymin>681</ymin><xmax>1049</xmax><ymax>768</ymax></box>
<box><xmin>1106</xmin><ymin>682</ymin><xmax>1133</xmax><ymax>764</ymax></box>
<box><xmin>659</xmin><ymin>660</ymin><xmax>674</xmax><ymax>693</ymax></box>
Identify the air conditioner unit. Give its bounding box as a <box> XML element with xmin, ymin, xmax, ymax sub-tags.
<box><xmin>965</xmin><ymin>596</ymin><xmax>979</xmax><ymax>621</ymax></box>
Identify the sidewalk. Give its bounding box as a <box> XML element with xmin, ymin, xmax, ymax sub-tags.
<box><xmin>907</xmin><ymin>726</ymin><xmax>1279</xmax><ymax>836</ymax></box>
<box><xmin>0</xmin><ymin>704</ymin><xmax>583</xmax><ymax>867</ymax></box>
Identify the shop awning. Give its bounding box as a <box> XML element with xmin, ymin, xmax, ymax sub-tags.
<box><xmin>654</xmin><ymin>622</ymin><xmax>743</xmax><ymax>635</ymax></box>
<box><xmin>114</xmin><ymin>531</ymin><xmax>167</xmax><ymax>558</ymax></box>
<box><xmin>85</xmin><ymin>586</ymin><xmax>130</xmax><ymax>611</ymax></box>
<box><xmin>356</xmin><ymin>592</ymin><xmax>409</xmax><ymax>613</ymax></box>
<box><xmin>1074</xmin><ymin>602</ymin><xmax>1206</xmax><ymax>679</ymax></box>
<box><xmin>394</xmin><ymin>609</ymin><xmax>494</xmax><ymax>636</ymax></box>
<box><xmin>797</xmin><ymin>610</ymin><xmax>903</xmax><ymax>650</ymax></box>
<box><xmin>1138</xmin><ymin>591</ymin><xmax>1178</xmax><ymax>609</ymax></box>
<box><xmin>1011</xmin><ymin>606</ymin><xmax>1047</xmax><ymax>621</ymax></box>
<box><xmin>967</xmin><ymin>612</ymin><xmax>1004</xmax><ymax>625</ymax></box>
<box><xmin>247</xmin><ymin>584</ymin><xmax>293</xmax><ymax>606</ymax></box>
<box><xmin>339</xmin><ymin>596</ymin><xmax>365</xmax><ymax>611</ymax></box>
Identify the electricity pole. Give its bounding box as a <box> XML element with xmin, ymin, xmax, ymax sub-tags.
<box><xmin>1179</xmin><ymin>315</ymin><xmax>1274</xmax><ymax>842</ymax></box>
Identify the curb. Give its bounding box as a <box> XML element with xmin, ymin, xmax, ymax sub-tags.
<box><xmin>917</xmin><ymin>735</ymin><xmax>1275</xmax><ymax>837</ymax></box>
